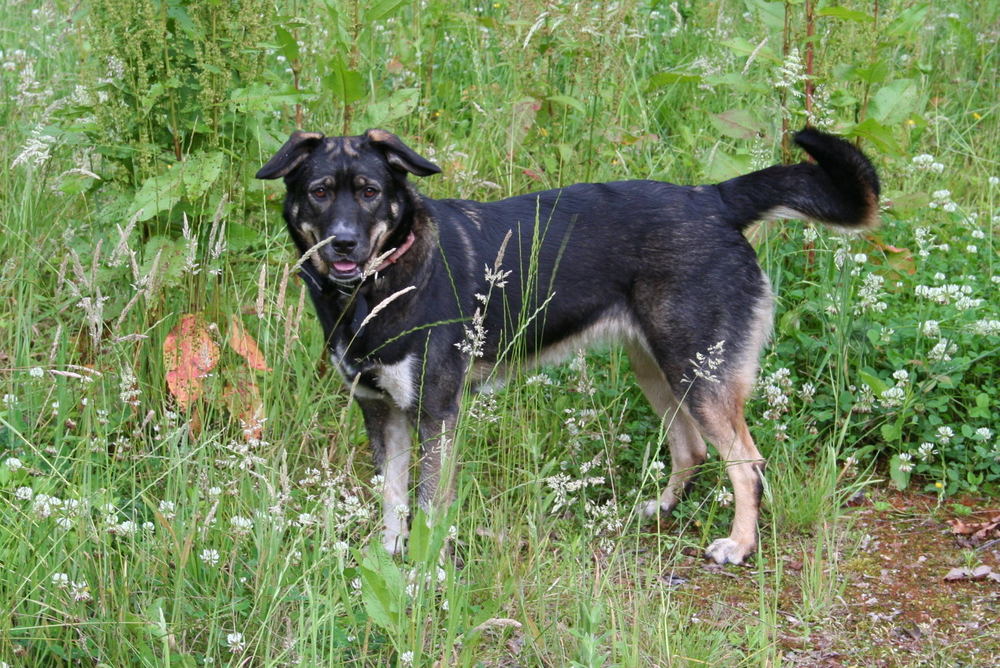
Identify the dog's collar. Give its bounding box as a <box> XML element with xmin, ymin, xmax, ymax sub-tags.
<box><xmin>374</xmin><ymin>231</ymin><xmax>416</xmax><ymax>273</ymax></box>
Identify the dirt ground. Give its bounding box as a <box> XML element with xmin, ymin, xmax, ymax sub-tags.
<box><xmin>662</xmin><ymin>489</ymin><xmax>1000</xmax><ymax>666</ymax></box>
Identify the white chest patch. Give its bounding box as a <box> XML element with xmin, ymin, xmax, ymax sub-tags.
<box><xmin>375</xmin><ymin>354</ymin><xmax>417</xmax><ymax>410</ymax></box>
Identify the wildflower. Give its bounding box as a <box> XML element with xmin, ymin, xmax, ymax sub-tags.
<box><xmin>226</xmin><ymin>632</ymin><xmax>246</xmax><ymax>654</ymax></box>
<box><xmin>400</xmin><ymin>651</ymin><xmax>414</xmax><ymax>665</ymax></box>
<box><xmin>714</xmin><ymin>488</ymin><xmax>734</xmax><ymax>506</ymax></box>
<box><xmin>974</xmin><ymin>427</ymin><xmax>993</xmax><ymax>442</ymax></box>
<box><xmin>393</xmin><ymin>504</ymin><xmax>410</xmax><ymax>521</ymax></box>
<box><xmin>200</xmin><ymin>548</ymin><xmax>221</xmax><ymax>566</ymax></box>
<box><xmin>879</xmin><ymin>385</ymin><xmax>905</xmax><ymax>408</ymax></box>
<box><xmin>970</xmin><ymin>319</ymin><xmax>1000</xmax><ymax>335</ymax></box>
<box><xmin>333</xmin><ymin>541</ymin><xmax>349</xmax><ymax>554</ymax></box>
<box><xmin>158</xmin><ymin>500</ymin><xmax>176</xmax><ymax>520</ymax></box>
<box><xmin>897</xmin><ymin>452</ymin><xmax>913</xmax><ymax>473</ymax></box>
<box><xmin>15</xmin><ymin>486</ymin><xmax>33</xmax><ymax>500</ymax></box>
<box><xmin>4</xmin><ymin>457</ymin><xmax>23</xmax><ymax>472</ymax></box>
<box><xmin>29</xmin><ymin>366</ymin><xmax>44</xmax><ymax>378</ymax></box>
<box><xmin>920</xmin><ymin>320</ymin><xmax>940</xmax><ymax>337</ymax></box>
<box><xmin>798</xmin><ymin>382</ymin><xmax>816</xmax><ymax>403</ymax></box>
<box><xmin>51</xmin><ymin>572</ymin><xmax>69</xmax><ymax>588</ymax></box>
<box><xmin>892</xmin><ymin>369</ymin><xmax>909</xmax><ymax>383</ymax></box>
<box><xmin>989</xmin><ymin>176</ymin><xmax>999</xmax><ymax>186</ymax></box>
<box><xmin>525</xmin><ymin>373</ymin><xmax>554</xmax><ymax>386</ymax></box>
<box><xmin>773</xmin><ymin>47</ymin><xmax>806</xmax><ymax>96</ymax></box>
<box><xmin>855</xmin><ymin>273</ymin><xmax>887</xmax><ymax>314</ymax></box>
<box><xmin>683</xmin><ymin>340</ymin><xmax>726</xmax><ymax>384</ymax></box>
<box><xmin>917</xmin><ymin>442</ymin><xmax>937</xmax><ymax>461</ymax></box>
<box><xmin>230</xmin><ymin>515</ymin><xmax>254</xmax><ymax>535</ymax></box>
<box><xmin>936</xmin><ymin>426</ymin><xmax>954</xmax><ymax>443</ymax></box>
<box><xmin>927</xmin><ymin>337</ymin><xmax>956</xmax><ymax>361</ymax></box>
<box><xmin>70</xmin><ymin>580</ymin><xmax>92</xmax><ymax>602</ymax></box>
<box><xmin>648</xmin><ymin>461</ymin><xmax>666</xmax><ymax>478</ymax></box>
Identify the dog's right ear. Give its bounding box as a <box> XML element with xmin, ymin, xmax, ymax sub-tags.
<box><xmin>256</xmin><ymin>131</ymin><xmax>325</xmax><ymax>179</ymax></box>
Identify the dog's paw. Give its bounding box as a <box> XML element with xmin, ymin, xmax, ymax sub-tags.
<box><xmin>704</xmin><ymin>537</ymin><xmax>753</xmax><ymax>565</ymax></box>
<box><xmin>640</xmin><ymin>499</ymin><xmax>677</xmax><ymax>519</ymax></box>
<box><xmin>382</xmin><ymin>531</ymin><xmax>407</xmax><ymax>555</ymax></box>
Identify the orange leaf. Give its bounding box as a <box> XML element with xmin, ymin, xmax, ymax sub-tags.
<box><xmin>163</xmin><ymin>314</ymin><xmax>220</xmax><ymax>409</ymax></box>
<box><xmin>228</xmin><ymin>314</ymin><xmax>271</xmax><ymax>371</ymax></box>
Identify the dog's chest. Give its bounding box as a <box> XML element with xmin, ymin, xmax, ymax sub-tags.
<box><xmin>330</xmin><ymin>338</ymin><xmax>417</xmax><ymax>410</ymax></box>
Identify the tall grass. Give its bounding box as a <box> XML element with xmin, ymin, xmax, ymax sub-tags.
<box><xmin>1</xmin><ymin>0</ymin><xmax>998</xmax><ymax>665</ymax></box>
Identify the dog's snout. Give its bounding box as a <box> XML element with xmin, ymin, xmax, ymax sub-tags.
<box><xmin>332</xmin><ymin>237</ymin><xmax>357</xmax><ymax>254</ymax></box>
<box><xmin>325</xmin><ymin>221</ymin><xmax>361</xmax><ymax>256</ymax></box>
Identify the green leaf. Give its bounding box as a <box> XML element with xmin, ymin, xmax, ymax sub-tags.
<box><xmin>365</xmin><ymin>0</ymin><xmax>411</xmax><ymax>22</ymax></box>
<box><xmin>703</xmin><ymin>148</ymin><xmax>751</xmax><ymax>182</ymax></box>
<box><xmin>818</xmin><ymin>6</ymin><xmax>874</xmax><ymax>23</ymax></box>
<box><xmin>869</xmin><ymin>79</ymin><xmax>922</xmax><ymax>125</ymax></box>
<box><xmin>646</xmin><ymin>71</ymin><xmax>702</xmax><ymax>90</ymax></box>
<box><xmin>880</xmin><ymin>422</ymin><xmax>901</xmax><ymax>442</ymax></box>
<box><xmin>889</xmin><ymin>455</ymin><xmax>910</xmax><ymax>490</ymax></box>
<box><xmin>180</xmin><ymin>152</ymin><xmax>225</xmax><ymax>200</ymax></box>
<box><xmin>546</xmin><ymin>95</ymin><xmax>587</xmax><ymax>114</ymax></box>
<box><xmin>847</xmin><ymin>118</ymin><xmax>903</xmax><ymax>156</ymax></box>
<box><xmin>357</xmin><ymin>546</ymin><xmax>406</xmax><ymax>633</ymax></box>
<box><xmin>325</xmin><ymin>56</ymin><xmax>366</xmax><ymax>106</ymax></box>
<box><xmin>710</xmin><ymin>109</ymin><xmax>765</xmax><ymax>140</ymax></box>
<box><xmin>858</xmin><ymin>370</ymin><xmax>889</xmax><ymax>396</ymax></box>
<box><xmin>275</xmin><ymin>25</ymin><xmax>300</xmax><ymax>63</ymax></box>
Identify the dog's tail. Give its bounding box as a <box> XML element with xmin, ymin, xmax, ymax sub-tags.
<box><xmin>716</xmin><ymin>128</ymin><xmax>880</xmax><ymax>231</ymax></box>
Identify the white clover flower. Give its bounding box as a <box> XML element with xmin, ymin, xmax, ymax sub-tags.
<box><xmin>393</xmin><ymin>504</ymin><xmax>410</xmax><ymax>521</ymax></box>
<box><xmin>897</xmin><ymin>452</ymin><xmax>914</xmax><ymax>473</ymax></box>
<box><xmin>714</xmin><ymin>488</ymin><xmax>734</xmax><ymax>507</ymax></box>
<box><xmin>70</xmin><ymin>580</ymin><xmax>92</xmax><ymax>602</ymax></box>
<box><xmin>333</xmin><ymin>541</ymin><xmax>349</xmax><ymax>554</ymax></box>
<box><xmin>15</xmin><ymin>486</ymin><xmax>33</xmax><ymax>500</ymax></box>
<box><xmin>917</xmin><ymin>442</ymin><xmax>937</xmax><ymax>461</ymax></box>
<box><xmin>920</xmin><ymin>320</ymin><xmax>940</xmax><ymax>337</ymax></box>
<box><xmin>400</xmin><ymin>651</ymin><xmax>414</xmax><ymax>665</ymax></box>
<box><xmin>51</xmin><ymin>572</ymin><xmax>69</xmax><ymax>588</ymax></box>
<box><xmin>29</xmin><ymin>366</ymin><xmax>44</xmax><ymax>378</ymax></box>
<box><xmin>648</xmin><ymin>461</ymin><xmax>666</xmax><ymax>477</ymax></box>
<box><xmin>879</xmin><ymin>385</ymin><xmax>905</xmax><ymax>408</ymax></box>
<box><xmin>892</xmin><ymin>369</ymin><xmax>909</xmax><ymax>383</ymax></box>
<box><xmin>927</xmin><ymin>338</ymin><xmax>955</xmax><ymax>361</ymax></box>
<box><xmin>4</xmin><ymin>457</ymin><xmax>23</xmax><ymax>472</ymax></box>
<box><xmin>230</xmin><ymin>515</ymin><xmax>254</xmax><ymax>534</ymax></box>
<box><xmin>158</xmin><ymin>500</ymin><xmax>176</xmax><ymax>520</ymax></box>
<box><xmin>936</xmin><ymin>426</ymin><xmax>954</xmax><ymax>443</ymax></box>
<box><xmin>974</xmin><ymin>427</ymin><xmax>993</xmax><ymax>442</ymax></box>
<box><xmin>989</xmin><ymin>176</ymin><xmax>999</xmax><ymax>186</ymax></box>
<box><xmin>226</xmin><ymin>632</ymin><xmax>246</xmax><ymax>654</ymax></box>
<box><xmin>200</xmin><ymin>548</ymin><xmax>221</xmax><ymax>567</ymax></box>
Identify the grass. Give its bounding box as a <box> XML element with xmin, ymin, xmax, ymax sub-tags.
<box><xmin>1</xmin><ymin>0</ymin><xmax>999</xmax><ymax>665</ymax></box>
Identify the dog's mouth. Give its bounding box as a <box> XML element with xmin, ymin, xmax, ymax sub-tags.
<box><xmin>330</xmin><ymin>260</ymin><xmax>362</xmax><ymax>282</ymax></box>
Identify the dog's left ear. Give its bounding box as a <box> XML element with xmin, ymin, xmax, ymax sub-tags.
<box><xmin>256</xmin><ymin>131</ymin><xmax>325</xmax><ymax>179</ymax></box>
<box><xmin>365</xmin><ymin>129</ymin><xmax>441</xmax><ymax>177</ymax></box>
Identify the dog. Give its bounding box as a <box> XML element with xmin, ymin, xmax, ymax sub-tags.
<box><xmin>256</xmin><ymin>127</ymin><xmax>879</xmax><ymax>564</ymax></box>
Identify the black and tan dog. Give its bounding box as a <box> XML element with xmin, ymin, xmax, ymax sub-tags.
<box><xmin>257</xmin><ymin>128</ymin><xmax>879</xmax><ymax>564</ymax></box>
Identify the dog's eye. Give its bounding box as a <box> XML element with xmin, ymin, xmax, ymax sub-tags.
<box><xmin>311</xmin><ymin>187</ymin><xmax>328</xmax><ymax>199</ymax></box>
<box><xmin>361</xmin><ymin>186</ymin><xmax>379</xmax><ymax>199</ymax></box>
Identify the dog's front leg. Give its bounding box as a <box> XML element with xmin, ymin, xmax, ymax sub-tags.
<box><xmin>358</xmin><ymin>398</ymin><xmax>413</xmax><ymax>554</ymax></box>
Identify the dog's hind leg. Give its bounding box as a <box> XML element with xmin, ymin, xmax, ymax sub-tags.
<box><xmin>693</xmin><ymin>395</ymin><xmax>765</xmax><ymax>565</ymax></box>
<box><xmin>359</xmin><ymin>398</ymin><xmax>413</xmax><ymax>554</ymax></box>
<box><xmin>627</xmin><ymin>342</ymin><xmax>707</xmax><ymax>518</ymax></box>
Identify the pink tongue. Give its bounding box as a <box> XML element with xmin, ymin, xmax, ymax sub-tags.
<box><xmin>333</xmin><ymin>261</ymin><xmax>357</xmax><ymax>272</ymax></box>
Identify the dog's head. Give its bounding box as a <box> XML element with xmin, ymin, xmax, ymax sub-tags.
<box><xmin>257</xmin><ymin>129</ymin><xmax>441</xmax><ymax>285</ymax></box>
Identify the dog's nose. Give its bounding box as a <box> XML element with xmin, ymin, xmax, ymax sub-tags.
<box><xmin>332</xmin><ymin>237</ymin><xmax>357</xmax><ymax>255</ymax></box>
